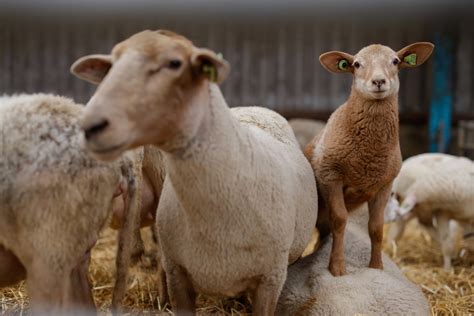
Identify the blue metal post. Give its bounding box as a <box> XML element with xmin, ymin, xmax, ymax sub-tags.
<box><xmin>428</xmin><ymin>32</ymin><xmax>453</xmax><ymax>152</ymax></box>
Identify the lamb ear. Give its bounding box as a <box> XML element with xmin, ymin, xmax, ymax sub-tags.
<box><xmin>70</xmin><ymin>54</ymin><xmax>113</xmax><ymax>85</ymax></box>
<box><xmin>190</xmin><ymin>48</ymin><xmax>230</xmax><ymax>84</ymax></box>
<box><xmin>319</xmin><ymin>51</ymin><xmax>354</xmax><ymax>74</ymax></box>
<box><xmin>397</xmin><ymin>42</ymin><xmax>434</xmax><ymax>69</ymax></box>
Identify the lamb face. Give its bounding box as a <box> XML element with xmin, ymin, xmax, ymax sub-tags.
<box><xmin>320</xmin><ymin>42</ymin><xmax>434</xmax><ymax>100</ymax></box>
<box><xmin>71</xmin><ymin>30</ymin><xmax>229</xmax><ymax>160</ymax></box>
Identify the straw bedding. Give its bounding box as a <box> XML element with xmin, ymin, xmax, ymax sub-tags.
<box><xmin>1</xmin><ymin>220</ymin><xmax>472</xmax><ymax>315</ymax></box>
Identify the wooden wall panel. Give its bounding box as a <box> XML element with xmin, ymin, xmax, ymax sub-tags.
<box><xmin>0</xmin><ymin>18</ymin><xmax>472</xmax><ymax>121</ymax></box>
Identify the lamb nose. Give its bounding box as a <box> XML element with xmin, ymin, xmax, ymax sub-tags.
<box><xmin>372</xmin><ymin>79</ymin><xmax>386</xmax><ymax>88</ymax></box>
<box><xmin>84</xmin><ymin>119</ymin><xmax>109</xmax><ymax>140</ymax></box>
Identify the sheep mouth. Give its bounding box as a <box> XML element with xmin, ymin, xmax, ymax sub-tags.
<box><xmin>89</xmin><ymin>141</ymin><xmax>129</xmax><ymax>160</ymax></box>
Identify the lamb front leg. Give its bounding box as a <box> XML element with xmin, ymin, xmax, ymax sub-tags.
<box><xmin>321</xmin><ymin>181</ymin><xmax>348</xmax><ymax>276</ymax></box>
<box><xmin>368</xmin><ymin>184</ymin><xmax>392</xmax><ymax>270</ymax></box>
<box><xmin>251</xmin><ymin>267</ymin><xmax>287</xmax><ymax>316</ymax></box>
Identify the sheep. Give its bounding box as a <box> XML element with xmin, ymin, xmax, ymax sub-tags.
<box><xmin>304</xmin><ymin>42</ymin><xmax>434</xmax><ymax>276</ymax></box>
<box><xmin>384</xmin><ymin>153</ymin><xmax>474</xmax><ymax>271</ymax></box>
<box><xmin>0</xmin><ymin>93</ymin><xmax>144</xmax><ymax>314</ymax></box>
<box><xmin>276</xmin><ymin>204</ymin><xmax>430</xmax><ymax>316</ymax></box>
<box><xmin>70</xmin><ymin>29</ymin><xmax>318</xmax><ymax>315</ymax></box>
<box><xmin>288</xmin><ymin>118</ymin><xmax>326</xmax><ymax>149</ymax></box>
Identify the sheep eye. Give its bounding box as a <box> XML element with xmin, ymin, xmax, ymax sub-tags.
<box><xmin>393</xmin><ymin>58</ymin><xmax>400</xmax><ymax>66</ymax></box>
<box><xmin>353</xmin><ymin>61</ymin><xmax>361</xmax><ymax>69</ymax></box>
<box><xmin>168</xmin><ymin>60</ymin><xmax>182</xmax><ymax>69</ymax></box>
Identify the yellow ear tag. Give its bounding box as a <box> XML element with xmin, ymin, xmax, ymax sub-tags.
<box><xmin>404</xmin><ymin>53</ymin><xmax>417</xmax><ymax>66</ymax></box>
<box><xmin>202</xmin><ymin>64</ymin><xmax>217</xmax><ymax>82</ymax></box>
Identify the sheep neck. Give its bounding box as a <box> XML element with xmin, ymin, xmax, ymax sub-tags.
<box><xmin>163</xmin><ymin>83</ymin><xmax>250</xmax><ymax>223</ymax></box>
<box><xmin>344</xmin><ymin>88</ymin><xmax>400</xmax><ymax>146</ymax></box>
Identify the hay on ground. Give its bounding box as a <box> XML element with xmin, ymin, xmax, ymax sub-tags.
<box><xmin>1</xmin><ymin>220</ymin><xmax>472</xmax><ymax>315</ymax></box>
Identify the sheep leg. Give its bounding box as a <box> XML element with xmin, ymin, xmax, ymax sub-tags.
<box><xmin>387</xmin><ymin>212</ymin><xmax>415</xmax><ymax>245</ymax></box>
<box><xmin>157</xmin><ymin>262</ymin><xmax>169</xmax><ymax>306</ymax></box>
<box><xmin>165</xmin><ymin>262</ymin><xmax>196</xmax><ymax>314</ymax></box>
<box><xmin>154</xmin><ymin>226</ymin><xmax>169</xmax><ymax>306</ymax></box>
<box><xmin>69</xmin><ymin>252</ymin><xmax>96</xmax><ymax>312</ymax></box>
<box><xmin>321</xmin><ymin>181</ymin><xmax>347</xmax><ymax>276</ymax></box>
<box><xmin>436</xmin><ymin>215</ymin><xmax>455</xmax><ymax>272</ymax></box>
<box><xmin>27</xmin><ymin>260</ymin><xmax>70</xmax><ymax>314</ymax></box>
<box><xmin>368</xmin><ymin>184</ymin><xmax>391</xmax><ymax>270</ymax></box>
<box><xmin>0</xmin><ymin>245</ymin><xmax>26</xmax><ymax>287</ymax></box>
<box><xmin>251</xmin><ymin>268</ymin><xmax>286</xmax><ymax>316</ymax></box>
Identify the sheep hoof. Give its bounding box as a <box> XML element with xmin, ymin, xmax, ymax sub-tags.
<box><xmin>329</xmin><ymin>262</ymin><xmax>346</xmax><ymax>276</ymax></box>
<box><xmin>369</xmin><ymin>260</ymin><xmax>383</xmax><ymax>270</ymax></box>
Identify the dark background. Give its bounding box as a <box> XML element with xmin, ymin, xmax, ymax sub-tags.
<box><xmin>1</xmin><ymin>0</ymin><xmax>473</xmax><ymax>156</ymax></box>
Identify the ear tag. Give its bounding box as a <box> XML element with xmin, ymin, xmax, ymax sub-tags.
<box><xmin>202</xmin><ymin>64</ymin><xmax>217</xmax><ymax>82</ymax></box>
<box><xmin>404</xmin><ymin>53</ymin><xmax>417</xmax><ymax>66</ymax></box>
<box><xmin>337</xmin><ymin>59</ymin><xmax>349</xmax><ymax>71</ymax></box>
<box><xmin>217</xmin><ymin>52</ymin><xmax>224</xmax><ymax>60</ymax></box>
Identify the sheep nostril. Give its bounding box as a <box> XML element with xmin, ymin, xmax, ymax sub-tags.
<box><xmin>372</xmin><ymin>79</ymin><xmax>386</xmax><ymax>88</ymax></box>
<box><xmin>84</xmin><ymin>119</ymin><xmax>109</xmax><ymax>140</ymax></box>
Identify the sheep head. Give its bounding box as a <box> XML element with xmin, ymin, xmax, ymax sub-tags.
<box><xmin>319</xmin><ymin>42</ymin><xmax>434</xmax><ymax>100</ymax></box>
<box><xmin>71</xmin><ymin>29</ymin><xmax>230</xmax><ymax>160</ymax></box>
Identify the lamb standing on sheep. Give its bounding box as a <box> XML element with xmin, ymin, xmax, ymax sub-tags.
<box><xmin>385</xmin><ymin>153</ymin><xmax>474</xmax><ymax>271</ymax></box>
<box><xmin>0</xmin><ymin>94</ymin><xmax>144</xmax><ymax>313</ymax></box>
<box><xmin>276</xmin><ymin>205</ymin><xmax>430</xmax><ymax>316</ymax></box>
<box><xmin>71</xmin><ymin>29</ymin><xmax>318</xmax><ymax>315</ymax></box>
<box><xmin>304</xmin><ymin>42</ymin><xmax>434</xmax><ymax>276</ymax></box>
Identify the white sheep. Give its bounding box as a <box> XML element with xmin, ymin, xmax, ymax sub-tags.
<box><xmin>277</xmin><ymin>205</ymin><xmax>430</xmax><ymax>315</ymax></box>
<box><xmin>0</xmin><ymin>93</ymin><xmax>144</xmax><ymax>313</ymax></box>
<box><xmin>385</xmin><ymin>153</ymin><xmax>474</xmax><ymax>270</ymax></box>
<box><xmin>288</xmin><ymin>118</ymin><xmax>326</xmax><ymax>149</ymax></box>
<box><xmin>70</xmin><ymin>29</ymin><xmax>318</xmax><ymax>315</ymax></box>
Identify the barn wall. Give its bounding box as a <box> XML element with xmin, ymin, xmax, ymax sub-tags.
<box><xmin>0</xmin><ymin>16</ymin><xmax>472</xmax><ymax>121</ymax></box>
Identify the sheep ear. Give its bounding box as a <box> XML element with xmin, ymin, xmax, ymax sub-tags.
<box><xmin>319</xmin><ymin>51</ymin><xmax>354</xmax><ymax>74</ymax></box>
<box><xmin>397</xmin><ymin>42</ymin><xmax>434</xmax><ymax>69</ymax></box>
<box><xmin>190</xmin><ymin>48</ymin><xmax>230</xmax><ymax>84</ymax></box>
<box><xmin>399</xmin><ymin>194</ymin><xmax>417</xmax><ymax>216</ymax></box>
<box><xmin>70</xmin><ymin>54</ymin><xmax>113</xmax><ymax>85</ymax></box>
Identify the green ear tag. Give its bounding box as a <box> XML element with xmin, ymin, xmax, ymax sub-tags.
<box><xmin>217</xmin><ymin>52</ymin><xmax>224</xmax><ymax>60</ymax></box>
<box><xmin>404</xmin><ymin>53</ymin><xmax>417</xmax><ymax>66</ymax></box>
<box><xmin>202</xmin><ymin>64</ymin><xmax>217</xmax><ymax>82</ymax></box>
<box><xmin>338</xmin><ymin>59</ymin><xmax>349</xmax><ymax>71</ymax></box>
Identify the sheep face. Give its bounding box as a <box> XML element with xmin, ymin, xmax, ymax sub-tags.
<box><xmin>71</xmin><ymin>30</ymin><xmax>229</xmax><ymax>160</ymax></box>
<box><xmin>319</xmin><ymin>42</ymin><xmax>434</xmax><ymax>100</ymax></box>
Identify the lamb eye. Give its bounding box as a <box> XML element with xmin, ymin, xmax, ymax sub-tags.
<box><xmin>353</xmin><ymin>61</ymin><xmax>360</xmax><ymax>69</ymax></box>
<box><xmin>168</xmin><ymin>60</ymin><xmax>182</xmax><ymax>69</ymax></box>
<box><xmin>393</xmin><ymin>58</ymin><xmax>400</xmax><ymax>66</ymax></box>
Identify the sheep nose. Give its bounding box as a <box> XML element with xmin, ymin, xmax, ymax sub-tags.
<box><xmin>84</xmin><ymin>119</ymin><xmax>109</xmax><ymax>140</ymax></box>
<box><xmin>372</xmin><ymin>79</ymin><xmax>386</xmax><ymax>88</ymax></box>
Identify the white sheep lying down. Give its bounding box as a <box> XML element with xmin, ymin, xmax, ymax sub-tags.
<box><xmin>0</xmin><ymin>94</ymin><xmax>144</xmax><ymax>313</ymax></box>
<box><xmin>277</xmin><ymin>205</ymin><xmax>430</xmax><ymax>315</ymax></box>
<box><xmin>385</xmin><ymin>153</ymin><xmax>474</xmax><ymax>270</ymax></box>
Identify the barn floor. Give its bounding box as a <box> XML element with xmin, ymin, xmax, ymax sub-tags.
<box><xmin>1</xmin><ymin>220</ymin><xmax>472</xmax><ymax>315</ymax></box>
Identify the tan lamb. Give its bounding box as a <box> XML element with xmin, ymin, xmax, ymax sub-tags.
<box><xmin>71</xmin><ymin>29</ymin><xmax>318</xmax><ymax>315</ymax></box>
<box><xmin>304</xmin><ymin>42</ymin><xmax>434</xmax><ymax>276</ymax></box>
